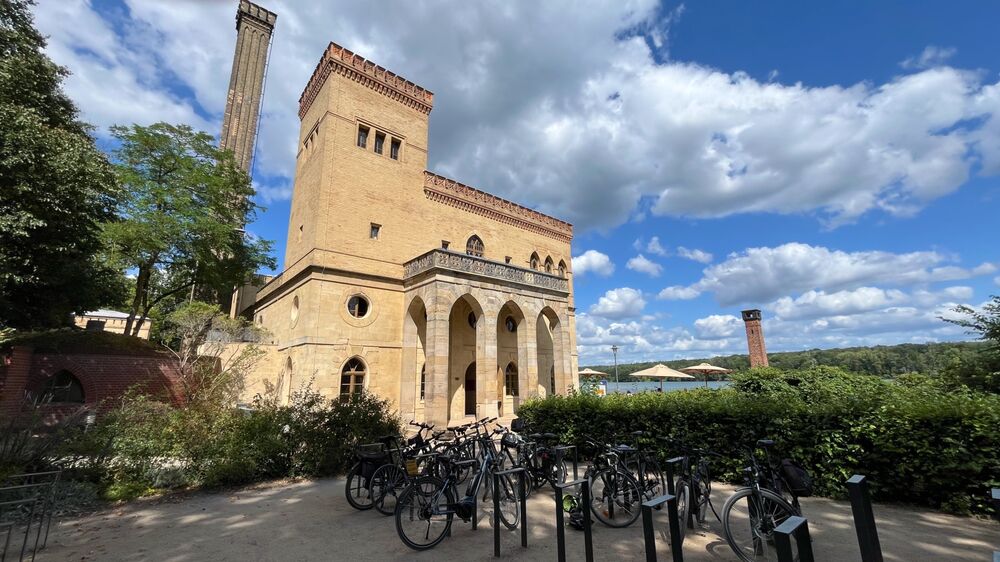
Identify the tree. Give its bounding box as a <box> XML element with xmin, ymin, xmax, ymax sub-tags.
<box><xmin>160</xmin><ymin>301</ymin><xmax>266</xmax><ymax>406</ymax></box>
<box><xmin>944</xmin><ymin>296</ymin><xmax>1000</xmax><ymax>392</ymax></box>
<box><xmin>0</xmin><ymin>0</ymin><xmax>123</xmax><ymax>329</ymax></box>
<box><xmin>104</xmin><ymin>123</ymin><xmax>275</xmax><ymax>336</ymax></box>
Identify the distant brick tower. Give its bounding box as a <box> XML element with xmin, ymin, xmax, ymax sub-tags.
<box><xmin>220</xmin><ymin>1</ymin><xmax>276</xmax><ymax>173</ymax></box>
<box><xmin>741</xmin><ymin>309</ymin><xmax>769</xmax><ymax>367</ymax></box>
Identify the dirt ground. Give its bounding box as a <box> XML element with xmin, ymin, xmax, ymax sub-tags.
<box><xmin>35</xmin><ymin>477</ymin><xmax>999</xmax><ymax>561</ymax></box>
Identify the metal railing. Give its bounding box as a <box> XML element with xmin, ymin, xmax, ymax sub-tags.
<box><xmin>554</xmin><ymin>479</ymin><xmax>593</xmax><ymax>562</ymax></box>
<box><xmin>0</xmin><ymin>470</ymin><xmax>62</xmax><ymax>562</ymax></box>
<box><xmin>492</xmin><ymin>467</ymin><xmax>527</xmax><ymax>557</ymax></box>
<box><xmin>641</xmin><ymin>493</ymin><xmax>683</xmax><ymax>562</ymax></box>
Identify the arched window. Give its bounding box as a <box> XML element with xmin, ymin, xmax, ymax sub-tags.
<box><xmin>43</xmin><ymin>370</ymin><xmax>84</xmax><ymax>403</ymax></box>
<box><xmin>544</xmin><ymin>256</ymin><xmax>554</xmax><ymax>274</ymax></box>
<box><xmin>529</xmin><ymin>252</ymin><xmax>540</xmax><ymax>270</ymax></box>
<box><xmin>504</xmin><ymin>362</ymin><xmax>519</xmax><ymax>397</ymax></box>
<box><xmin>558</xmin><ymin>260</ymin><xmax>567</xmax><ymax>278</ymax></box>
<box><xmin>466</xmin><ymin>235</ymin><xmax>484</xmax><ymax>257</ymax></box>
<box><xmin>420</xmin><ymin>365</ymin><xmax>426</xmax><ymax>401</ymax></box>
<box><xmin>340</xmin><ymin>357</ymin><xmax>366</xmax><ymax>398</ymax></box>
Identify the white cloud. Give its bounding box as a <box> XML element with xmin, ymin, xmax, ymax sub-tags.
<box><xmin>253</xmin><ymin>181</ymin><xmax>293</xmax><ymax>205</ymax></box>
<box><xmin>901</xmin><ymin>46</ymin><xmax>957</xmax><ymax>70</ymax></box>
<box><xmin>674</xmin><ymin>242</ymin><xmax>993</xmax><ymax>306</ymax></box>
<box><xmin>589</xmin><ymin>288</ymin><xmax>646</xmax><ymax>319</ymax></box>
<box><xmin>677</xmin><ymin>246</ymin><xmax>713</xmax><ymax>264</ymax></box>
<box><xmin>627</xmin><ymin>254</ymin><xmax>663</xmax><ymax>277</ymax></box>
<box><xmin>693</xmin><ymin>314</ymin><xmax>742</xmax><ymax>339</ymax></box>
<box><xmin>658</xmin><ymin>285</ymin><xmax>701</xmax><ymax>300</ymax></box>
<box><xmin>647</xmin><ymin>236</ymin><xmax>668</xmax><ymax>256</ymax></box>
<box><xmin>576</xmin><ymin>312</ymin><xmax>740</xmax><ymax>364</ymax></box>
<box><xmin>573</xmin><ymin>250</ymin><xmax>615</xmax><ymax>277</ymax></box>
<box><xmin>994</xmin><ymin>276</ymin><xmax>1000</xmax><ymax>287</ymax></box>
<box><xmin>769</xmin><ymin>287</ymin><xmax>909</xmax><ymax>321</ymax></box>
<box><xmin>31</xmin><ymin>3</ymin><xmax>1000</xmax><ymax>232</ymax></box>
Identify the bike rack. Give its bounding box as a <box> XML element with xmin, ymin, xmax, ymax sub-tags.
<box><xmin>847</xmin><ymin>474</ymin><xmax>883</xmax><ymax>562</ymax></box>
<box><xmin>641</xmin><ymin>493</ymin><xmax>683</xmax><ymax>562</ymax></box>
<box><xmin>492</xmin><ymin>467</ymin><xmax>528</xmax><ymax>557</ymax></box>
<box><xmin>774</xmin><ymin>515</ymin><xmax>814</xmax><ymax>562</ymax></box>
<box><xmin>554</xmin><ymin>478</ymin><xmax>594</xmax><ymax>562</ymax></box>
<box><xmin>553</xmin><ymin>445</ymin><xmax>580</xmax><ymax>480</ymax></box>
<box><xmin>663</xmin><ymin>457</ymin><xmax>684</xmax><ymax>497</ymax></box>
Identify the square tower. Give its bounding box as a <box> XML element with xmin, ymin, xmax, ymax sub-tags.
<box><xmin>741</xmin><ymin>309</ymin><xmax>769</xmax><ymax>368</ymax></box>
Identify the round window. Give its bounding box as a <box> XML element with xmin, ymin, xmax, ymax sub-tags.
<box><xmin>505</xmin><ymin>316</ymin><xmax>517</xmax><ymax>333</ymax></box>
<box><xmin>468</xmin><ymin>312</ymin><xmax>477</xmax><ymax>329</ymax></box>
<box><xmin>291</xmin><ymin>295</ymin><xmax>299</xmax><ymax>325</ymax></box>
<box><xmin>347</xmin><ymin>295</ymin><xmax>370</xmax><ymax>318</ymax></box>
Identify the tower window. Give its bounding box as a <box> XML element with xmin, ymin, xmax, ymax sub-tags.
<box><xmin>544</xmin><ymin>257</ymin><xmax>554</xmax><ymax>274</ymax></box>
<box><xmin>390</xmin><ymin>138</ymin><xmax>401</xmax><ymax>160</ymax></box>
<box><xmin>357</xmin><ymin>125</ymin><xmax>369</xmax><ymax>149</ymax></box>
<box><xmin>505</xmin><ymin>363</ymin><xmax>519</xmax><ymax>397</ymax></box>
<box><xmin>466</xmin><ymin>235</ymin><xmax>484</xmax><ymax>257</ymax></box>
<box><xmin>370</xmin><ymin>223</ymin><xmax>381</xmax><ymax>240</ymax></box>
<box><xmin>441</xmin><ymin>240</ymin><xmax>450</xmax><ymax>250</ymax></box>
<box><xmin>505</xmin><ymin>256</ymin><xmax>512</xmax><ymax>264</ymax></box>
<box><xmin>558</xmin><ymin>260</ymin><xmax>567</xmax><ymax>278</ymax></box>
<box><xmin>347</xmin><ymin>295</ymin><xmax>370</xmax><ymax>318</ymax></box>
<box><xmin>374</xmin><ymin>131</ymin><xmax>385</xmax><ymax>155</ymax></box>
<box><xmin>530</xmin><ymin>252</ymin><xmax>540</xmax><ymax>270</ymax></box>
<box><xmin>340</xmin><ymin>357</ymin><xmax>366</xmax><ymax>398</ymax></box>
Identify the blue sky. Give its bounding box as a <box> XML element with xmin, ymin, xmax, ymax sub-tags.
<box><xmin>34</xmin><ymin>1</ymin><xmax>1000</xmax><ymax>364</ymax></box>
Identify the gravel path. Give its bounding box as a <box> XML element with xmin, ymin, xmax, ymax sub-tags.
<box><xmin>35</xmin><ymin>477</ymin><xmax>999</xmax><ymax>561</ymax></box>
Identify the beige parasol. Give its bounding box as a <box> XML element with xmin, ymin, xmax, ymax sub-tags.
<box><xmin>630</xmin><ymin>363</ymin><xmax>695</xmax><ymax>391</ymax></box>
<box><xmin>578</xmin><ymin>368</ymin><xmax>608</xmax><ymax>377</ymax></box>
<box><xmin>680</xmin><ymin>362</ymin><xmax>733</xmax><ymax>387</ymax></box>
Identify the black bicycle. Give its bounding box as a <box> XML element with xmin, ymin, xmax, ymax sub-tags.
<box><xmin>344</xmin><ymin>435</ymin><xmax>396</xmax><ymax>511</ymax></box>
<box><xmin>370</xmin><ymin>421</ymin><xmax>442</xmax><ymax>516</ymax></box>
<box><xmin>394</xmin><ymin>426</ymin><xmax>520</xmax><ymax>550</ymax></box>
<box><xmin>664</xmin><ymin>438</ymin><xmax>721</xmax><ymax>544</ymax></box>
<box><xmin>721</xmin><ymin>439</ymin><xmax>806</xmax><ymax>561</ymax></box>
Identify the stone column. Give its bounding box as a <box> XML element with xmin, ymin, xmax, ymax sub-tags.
<box><xmin>520</xmin><ymin>310</ymin><xmax>539</xmax><ymax>402</ymax></box>
<box><xmin>476</xmin><ymin>304</ymin><xmax>499</xmax><ymax>420</ymax></box>
<box><xmin>399</xmin><ymin>309</ymin><xmax>418</xmax><ymax>422</ymax></box>
<box><xmin>424</xmin><ymin>306</ymin><xmax>450</xmax><ymax>428</ymax></box>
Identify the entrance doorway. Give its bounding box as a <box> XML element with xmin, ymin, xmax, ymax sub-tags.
<box><xmin>464</xmin><ymin>362</ymin><xmax>476</xmax><ymax>416</ymax></box>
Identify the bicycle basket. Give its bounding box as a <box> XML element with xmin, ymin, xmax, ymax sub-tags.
<box><xmin>779</xmin><ymin>458</ymin><xmax>814</xmax><ymax>497</ymax></box>
<box><xmin>405</xmin><ymin>458</ymin><xmax>421</xmax><ymax>477</ymax></box>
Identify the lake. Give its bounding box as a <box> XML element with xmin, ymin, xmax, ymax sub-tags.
<box><xmin>603</xmin><ymin>380</ymin><xmax>730</xmax><ymax>393</ymax></box>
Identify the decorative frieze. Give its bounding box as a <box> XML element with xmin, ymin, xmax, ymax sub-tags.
<box><xmin>423</xmin><ymin>172</ymin><xmax>573</xmax><ymax>243</ymax></box>
<box><xmin>299</xmin><ymin>42</ymin><xmax>434</xmax><ymax>119</ymax></box>
<box><xmin>404</xmin><ymin>250</ymin><xmax>569</xmax><ymax>293</ymax></box>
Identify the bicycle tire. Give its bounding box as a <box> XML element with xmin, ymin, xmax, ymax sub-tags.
<box><xmin>589</xmin><ymin>467</ymin><xmax>642</xmax><ymax>528</ymax></box>
<box><xmin>371</xmin><ymin>464</ymin><xmax>407</xmax><ymax>516</ymax></box>
<box><xmin>495</xmin><ymin>472</ymin><xmax>521</xmax><ymax>530</ymax></box>
<box><xmin>675</xmin><ymin>478</ymin><xmax>691</xmax><ymax>543</ymax></box>
<box><xmin>394</xmin><ymin>476</ymin><xmax>455</xmax><ymax>551</ymax></box>
<box><xmin>721</xmin><ymin>487</ymin><xmax>798</xmax><ymax>562</ymax></box>
<box><xmin>640</xmin><ymin>459</ymin><xmax>666</xmax><ymax>502</ymax></box>
<box><xmin>696</xmin><ymin>476</ymin><xmax>712</xmax><ymax>523</ymax></box>
<box><xmin>344</xmin><ymin>463</ymin><xmax>374</xmax><ymax>510</ymax></box>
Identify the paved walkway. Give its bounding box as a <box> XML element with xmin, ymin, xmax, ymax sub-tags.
<box><xmin>37</xmin><ymin>478</ymin><xmax>999</xmax><ymax>561</ymax></box>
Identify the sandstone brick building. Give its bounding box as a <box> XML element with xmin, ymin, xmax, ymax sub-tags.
<box><xmin>246</xmin><ymin>43</ymin><xmax>578</xmax><ymax>427</ymax></box>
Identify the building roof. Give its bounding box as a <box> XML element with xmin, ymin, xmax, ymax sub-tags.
<box><xmin>79</xmin><ymin>310</ymin><xmax>131</xmax><ymax>319</ymax></box>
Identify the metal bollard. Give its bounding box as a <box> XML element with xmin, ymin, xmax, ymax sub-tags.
<box><xmin>555</xmin><ymin>478</ymin><xmax>594</xmax><ymax>562</ymax></box>
<box><xmin>641</xmin><ymin>494</ymin><xmax>683</xmax><ymax>562</ymax></box>
<box><xmin>847</xmin><ymin>475</ymin><xmax>883</xmax><ymax>562</ymax></box>
<box><xmin>664</xmin><ymin>456</ymin><xmax>684</xmax><ymax>497</ymax></box>
<box><xmin>492</xmin><ymin>467</ymin><xmax>528</xmax><ymax>557</ymax></box>
<box><xmin>774</xmin><ymin>516</ymin><xmax>815</xmax><ymax>562</ymax></box>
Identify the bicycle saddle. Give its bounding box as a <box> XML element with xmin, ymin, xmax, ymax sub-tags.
<box><xmin>613</xmin><ymin>444</ymin><xmax>636</xmax><ymax>453</ymax></box>
<box><xmin>757</xmin><ymin>439</ymin><xmax>775</xmax><ymax>447</ymax></box>
<box><xmin>631</xmin><ymin>430</ymin><xmax>647</xmax><ymax>437</ymax></box>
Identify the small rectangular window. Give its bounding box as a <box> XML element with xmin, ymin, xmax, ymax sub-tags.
<box><xmin>390</xmin><ymin>138</ymin><xmax>401</xmax><ymax>160</ymax></box>
<box><xmin>441</xmin><ymin>240</ymin><xmax>450</xmax><ymax>250</ymax></box>
<box><xmin>357</xmin><ymin>125</ymin><xmax>369</xmax><ymax>149</ymax></box>
<box><xmin>374</xmin><ymin>132</ymin><xmax>385</xmax><ymax>155</ymax></box>
<box><xmin>504</xmin><ymin>256</ymin><xmax>512</xmax><ymax>264</ymax></box>
<box><xmin>370</xmin><ymin>223</ymin><xmax>381</xmax><ymax>240</ymax></box>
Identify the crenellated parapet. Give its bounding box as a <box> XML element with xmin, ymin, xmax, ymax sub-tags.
<box><xmin>423</xmin><ymin>172</ymin><xmax>573</xmax><ymax>243</ymax></box>
<box><xmin>299</xmin><ymin>42</ymin><xmax>435</xmax><ymax>119</ymax></box>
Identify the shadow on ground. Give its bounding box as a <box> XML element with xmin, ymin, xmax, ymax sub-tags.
<box><xmin>37</xmin><ymin>479</ymin><xmax>1000</xmax><ymax>561</ymax></box>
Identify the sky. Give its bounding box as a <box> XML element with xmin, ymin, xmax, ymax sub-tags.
<box><xmin>33</xmin><ymin>0</ymin><xmax>1000</xmax><ymax>365</ymax></box>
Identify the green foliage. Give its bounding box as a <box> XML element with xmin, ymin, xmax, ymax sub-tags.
<box><xmin>65</xmin><ymin>389</ymin><xmax>400</xmax><ymax>495</ymax></box>
<box><xmin>0</xmin><ymin>0</ymin><xmax>123</xmax><ymax>329</ymax></box>
<box><xmin>585</xmin><ymin>340</ymin><xmax>989</xmax><ymax>382</ymax></box>
<box><xmin>517</xmin><ymin>366</ymin><xmax>1000</xmax><ymax>515</ymax></box>
<box><xmin>943</xmin><ymin>296</ymin><xmax>1000</xmax><ymax>392</ymax></box>
<box><xmin>103</xmin><ymin>123</ymin><xmax>275</xmax><ymax>337</ymax></box>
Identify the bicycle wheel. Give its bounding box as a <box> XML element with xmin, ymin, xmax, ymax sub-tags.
<box><xmin>371</xmin><ymin>464</ymin><xmax>408</xmax><ymax>516</ymax></box>
<box><xmin>344</xmin><ymin>463</ymin><xmax>374</xmax><ymax>510</ymax></box>
<box><xmin>721</xmin><ymin>487</ymin><xmax>798</xmax><ymax>562</ymax></box>
<box><xmin>695</xmin><ymin>474</ymin><xmax>712</xmax><ymax>524</ymax></box>
<box><xmin>395</xmin><ymin>476</ymin><xmax>455</xmax><ymax>551</ymax></box>
<box><xmin>674</xmin><ymin>478</ymin><xmax>690</xmax><ymax>543</ymax></box>
<box><xmin>544</xmin><ymin>452</ymin><xmax>568</xmax><ymax>491</ymax></box>
<box><xmin>495</xmin><ymin>471</ymin><xmax>521</xmax><ymax>530</ymax></box>
<box><xmin>640</xmin><ymin>459</ymin><xmax>666</xmax><ymax>502</ymax></box>
<box><xmin>589</xmin><ymin>467</ymin><xmax>642</xmax><ymax>527</ymax></box>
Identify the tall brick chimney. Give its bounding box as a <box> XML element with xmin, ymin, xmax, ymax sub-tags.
<box><xmin>741</xmin><ymin>309</ymin><xmax>769</xmax><ymax>368</ymax></box>
<box><xmin>220</xmin><ymin>0</ymin><xmax>276</xmax><ymax>174</ymax></box>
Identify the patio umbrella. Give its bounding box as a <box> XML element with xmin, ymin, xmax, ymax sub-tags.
<box><xmin>578</xmin><ymin>368</ymin><xmax>608</xmax><ymax>377</ymax></box>
<box><xmin>629</xmin><ymin>364</ymin><xmax>695</xmax><ymax>391</ymax></box>
<box><xmin>680</xmin><ymin>362</ymin><xmax>733</xmax><ymax>387</ymax></box>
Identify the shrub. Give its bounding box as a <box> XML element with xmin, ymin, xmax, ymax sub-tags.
<box><xmin>516</xmin><ymin>366</ymin><xmax>1000</xmax><ymax>515</ymax></box>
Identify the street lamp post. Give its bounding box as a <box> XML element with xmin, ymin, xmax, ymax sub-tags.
<box><xmin>611</xmin><ymin>345</ymin><xmax>619</xmax><ymax>389</ymax></box>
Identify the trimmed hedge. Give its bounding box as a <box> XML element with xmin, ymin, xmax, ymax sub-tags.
<box><xmin>516</xmin><ymin>367</ymin><xmax>1000</xmax><ymax>514</ymax></box>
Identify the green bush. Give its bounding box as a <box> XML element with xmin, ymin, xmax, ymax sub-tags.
<box><xmin>64</xmin><ymin>389</ymin><xmax>400</xmax><ymax>495</ymax></box>
<box><xmin>516</xmin><ymin>366</ymin><xmax>1000</xmax><ymax>515</ymax></box>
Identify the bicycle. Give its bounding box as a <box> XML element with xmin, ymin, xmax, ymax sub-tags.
<box><xmin>370</xmin><ymin>421</ymin><xmax>442</xmax><ymax>516</ymax></box>
<box><xmin>344</xmin><ymin>435</ymin><xmax>396</xmax><ymax>511</ymax></box>
<box><xmin>623</xmin><ymin>431</ymin><xmax>666</xmax><ymax>507</ymax></box>
<box><xmin>394</xmin><ymin>425</ymin><xmax>521</xmax><ymax>550</ymax></box>
<box><xmin>661</xmin><ymin>437</ymin><xmax>721</xmax><ymax>544</ymax></box>
<box><xmin>720</xmin><ymin>439</ymin><xmax>804</xmax><ymax>561</ymax></box>
<box><xmin>577</xmin><ymin>436</ymin><xmax>644</xmax><ymax>528</ymax></box>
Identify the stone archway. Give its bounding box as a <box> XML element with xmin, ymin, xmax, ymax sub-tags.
<box><xmin>497</xmin><ymin>301</ymin><xmax>526</xmax><ymax>416</ymax></box>
<box><xmin>464</xmin><ymin>362</ymin><xmax>477</xmax><ymax>416</ymax></box>
<box><xmin>401</xmin><ymin>297</ymin><xmax>428</xmax><ymax>421</ymax></box>
<box><xmin>449</xmin><ymin>294</ymin><xmax>483</xmax><ymax>421</ymax></box>
<box><xmin>538</xmin><ymin>307</ymin><xmax>565</xmax><ymax>395</ymax></box>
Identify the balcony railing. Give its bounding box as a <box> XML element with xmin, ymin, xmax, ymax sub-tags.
<box><xmin>404</xmin><ymin>249</ymin><xmax>569</xmax><ymax>293</ymax></box>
